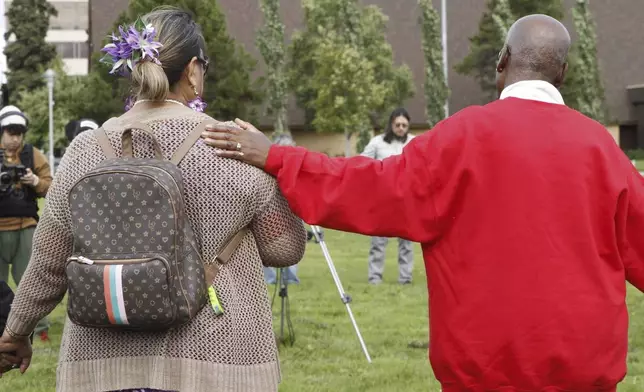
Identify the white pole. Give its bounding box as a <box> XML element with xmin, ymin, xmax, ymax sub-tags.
<box><xmin>44</xmin><ymin>69</ymin><xmax>55</xmax><ymax>174</ymax></box>
<box><xmin>0</xmin><ymin>0</ymin><xmax>6</xmax><ymax>103</ymax></box>
<box><xmin>441</xmin><ymin>0</ymin><xmax>449</xmax><ymax>118</ymax></box>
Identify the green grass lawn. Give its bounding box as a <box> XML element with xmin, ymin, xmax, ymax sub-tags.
<box><xmin>4</xmin><ymin>229</ymin><xmax>644</xmax><ymax>391</ymax></box>
<box><xmin>634</xmin><ymin>160</ymin><xmax>644</xmax><ymax>172</ymax></box>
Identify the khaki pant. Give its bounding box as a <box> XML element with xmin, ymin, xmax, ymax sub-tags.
<box><xmin>0</xmin><ymin>227</ymin><xmax>49</xmax><ymax>333</ymax></box>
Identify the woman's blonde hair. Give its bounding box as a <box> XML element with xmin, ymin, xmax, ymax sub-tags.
<box><xmin>130</xmin><ymin>7</ymin><xmax>207</xmax><ymax>101</ymax></box>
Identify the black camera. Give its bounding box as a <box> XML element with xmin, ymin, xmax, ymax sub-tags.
<box><xmin>0</xmin><ymin>148</ymin><xmax>27</xmax><ymax>195</ymax></box>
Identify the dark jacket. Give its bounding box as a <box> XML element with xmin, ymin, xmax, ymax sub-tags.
<box><xmin>0</xmin><ymin>280</ymin><xmax>14</xmax><ymax>333</ymax></box>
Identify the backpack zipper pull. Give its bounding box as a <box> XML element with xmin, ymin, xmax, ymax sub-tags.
<box><xmin>72</xmin><ymin>256</ymin><xmax>95</xmax><ymax>265</ymax></box>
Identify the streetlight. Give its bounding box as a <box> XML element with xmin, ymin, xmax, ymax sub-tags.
<box><xmin>43</xmin><ymin>69</ymin><xmax>55</xmax><ymax>174</ymax></box>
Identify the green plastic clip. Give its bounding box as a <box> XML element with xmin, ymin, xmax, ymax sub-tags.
<box><xmin>208</xmin><ymin>286</ymin><xmax>224</xmax><ymax>315</ymax></box>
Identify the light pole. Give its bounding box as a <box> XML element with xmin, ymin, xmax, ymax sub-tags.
<box><xmin>43</xmin><ymin>69</ymin><xmax>55</xmax><ymax>174</ymax></box>
<box><xmin>441</xmin><ymin>0</ymin><xmax>449</xmax><ymax>118</ymax></box>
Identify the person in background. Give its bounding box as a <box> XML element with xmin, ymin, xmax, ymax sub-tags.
<box><xmin>360</xmin><ymin>108</ymin><xmax>414</xmax><ymax>285</ymax></box>
<box><xmin>0</xmin><ymin>105</ymin><xmax>52</xmax><ymax>342</ymax></box>
<box><xmin>65</xmin><ymin>119</ymin><xmax>100</xmax><ymax>143</ymax></box>
<box><xmin>264</xmin><ymin>133</ymin><xmax>302</xmax><ymax>285</ymax></box>
<box><xmin>0</xmin><ymin>279</ymin><xmax>32</xmax><ymax>373</ymax></box>
<box><xmin>0</xmin><ymin>280</ymin><xmax>16</xmax><ymax>372</ymax></box>
<box><xmin>0</xmin><ymin>280</ymin><xmax>14</xmax><ymax>343</ymax></box>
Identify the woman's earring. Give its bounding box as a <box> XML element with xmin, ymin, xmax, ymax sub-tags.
<box><xmin>187</xmin><ymin>86</ymin><xmax>207</xmax><ymax>113</ymax></box>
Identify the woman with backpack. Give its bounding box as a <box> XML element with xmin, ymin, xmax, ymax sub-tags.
<box><xmin>0</xmin><ymin>7</ymin><xmax>307</xmax><ymax>392</ymax></box>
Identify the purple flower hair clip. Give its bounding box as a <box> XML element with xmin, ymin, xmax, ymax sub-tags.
<box><xmin>100</xmin><ymin>17</ymin><xmax>163</xmax><ymax>76</ymax></box>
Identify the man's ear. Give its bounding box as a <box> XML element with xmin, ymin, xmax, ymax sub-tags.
<box><xmin>496</xmin><ymin>47</ymin><xmax>510</xmax><ymax>73</ymax></box>
<box><xmin>553</xmin><ymin>62</ymin><xmax>568</xmax><ymax>88</ymax></box>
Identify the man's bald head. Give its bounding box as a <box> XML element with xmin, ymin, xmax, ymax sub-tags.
<box><xmin>496</xmin><ymin>14</ymin><xmax>572</xmax><ymax>95</ymax></box>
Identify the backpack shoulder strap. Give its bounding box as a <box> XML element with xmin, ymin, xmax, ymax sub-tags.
<box><xmin>216</xmin><ymin>227</ymin><xmax>250</xmax><ymax>264</ymax></box>
<box><xmin>94</xmin><ymin>128</ymin><xmax>116</xmax><ymax>159</ymax></box>
<box><xmin>204</xmin><ymin>227</ymin><xmax>250</xmax><ymax>285</ymax></box>
<box><xmin>170</xmin><ymin>120</ymin><xmax>216</xmax><ymax>166</ymax></box>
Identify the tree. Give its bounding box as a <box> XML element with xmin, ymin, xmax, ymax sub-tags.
<box><xmin>455</xmin><ymin>0</ymin><xmax>567</xmax><ymax>99</ymax></box>
<box><xmin>17</xmin><ymin>59</ymin><xmax>121</xmax><ymax>152</ymax></box>
<box><xmin>312</xmin><ymin>36</ymin><xmax>384</xmax><ymax>157</ymax></box>
<box><xmin>3</xmin><ymin>0</ymin><xmax>58</xmax><ymax>99</ymax></box>
<box><xmin>569</xmin><ymin>0</ymin><xmax>607</xmax><ymax>123</ymax></box>
<box><xmin>91</xmin><ymin>0</ymin><xmax>263</xmax><ymax>122</ymax></box>
<box><xmin>508</xmin><ymin>0</ymin><xmax>564</xmax><ymax>18</ymax></box>
<box><xmin>418</xmin><ymin>0</ymin><xmax>449</xmax><ymax>127</ymax></box>
<box><xmin>454</xmin><ymin>0</ymin><xmax>513</xmax><ymax>99</ymax></box>
<box><xmin>257</xmin><ymin>0</ymin><xmax>289</xmax><ymax>135</ymax></box>
<box><xmin>288</xmin><ymin>0</ymin><xmax>413</xmax><ymax>155</ymax></box>
<box><xmin>358</xmin><ymin>6</ymin><xmax>414</xmax><ymax>130</ymax></box>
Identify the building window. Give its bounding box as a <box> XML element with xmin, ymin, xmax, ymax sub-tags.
<box><xmin>54</xmin><ymin>42</ymin><xmax>89</xmax><ymax>59</ymax></box>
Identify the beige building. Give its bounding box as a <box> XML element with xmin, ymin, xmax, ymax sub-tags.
<box><xmin>3</xmin><ymin>0</ymin><xmax>89</xmax><ymax>76</ymax></box>
<box><xmin>90</xmin><ymin>0</ymin><xmax>643</xmax><ymax>154</ymax></box>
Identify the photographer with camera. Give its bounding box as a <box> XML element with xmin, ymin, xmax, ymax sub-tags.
<box><xmin>0</xmin><ymin>105</ymin><xmax>52</xmax><ymax>341</ymax></box>
<box><xmin>65</xmin><ymin>118</ymin><xmax>99</xmax><ymax>143</ymax></box>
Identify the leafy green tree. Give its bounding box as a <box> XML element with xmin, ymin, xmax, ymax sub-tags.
<box><xmin>91</xmin><ymin>0</ymin><xmax>263</xmax><ymax>121</ymax></box>
<box><xmin>312</xmin><ymin>35</ymin><xmax>384</xmax><ymax>157</ymax></box>
<box><xmin>358</xmin><ymin>5</ymin><xmax>414</xmax><ymax>130</ymax></box>
<box><xmin>288</xmin><ymin>0</ymin><xmax>413</xmax><ymax>152</ymax></box>
<box><xmin>418</xmin><ymin>0</ymin><xmax>449</xmax><ymax>127</ymax></box>
<box><xmin>568</xmin><ymin>0</ymin><xmax>607</xmax><ymax>123</ymax></box>
<box><xmin>257</xmin><ymin>0</ymin><xmax>289</xmax><ymax>135</ymax></box>
<box><xmin>3</xmin><ymin>0</ymin><xmax>57</xmax><ymax>99</ymax></box>
<box><xmin>17</xmin><ymin>59</ymin><xmax>120</xmax><ymax>151</ymax></box>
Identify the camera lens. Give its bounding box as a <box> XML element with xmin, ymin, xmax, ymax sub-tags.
<box><xmin>0</xmin><ymin>172</ymin><xmax>11</xmax><ymax>185</ymax></box>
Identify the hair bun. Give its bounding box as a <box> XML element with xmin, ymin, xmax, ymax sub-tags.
<box><xmin>131</xmin><ymin>60</ymin><xmax>170</xmax><ymax>101</ymax></box>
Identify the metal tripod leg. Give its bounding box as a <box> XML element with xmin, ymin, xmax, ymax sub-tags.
<box><xmin>310</xmin><ymin>225</ymin><xmax>372</xmax><ymax>363</ymax></box>
<box><xmin>271</xmin><ymin>268</ymin><xmax>295</xmax><ymax>346</ymax></box>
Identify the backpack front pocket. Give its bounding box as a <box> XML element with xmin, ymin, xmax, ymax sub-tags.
<box><xmin>65</xmin><ymin>255</ymin><xmax>176</xmax><ymax>330</ymax></box>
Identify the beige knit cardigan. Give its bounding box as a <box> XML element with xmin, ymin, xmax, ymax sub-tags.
<box><xmin>5</xmin><ymin>104</ymin><xmax>307</xmax><ymax>392</ymax></box>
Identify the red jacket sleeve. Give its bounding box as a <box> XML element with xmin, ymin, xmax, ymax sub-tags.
<box><xmin>618</xmin><ymin>164</ymin><xmax>644</xmax><ymax>291</ymax></box>
<box><xmin>264</xmin><ymin>120</ymin><xmax>467</xmax><ymax>243</ymax></box>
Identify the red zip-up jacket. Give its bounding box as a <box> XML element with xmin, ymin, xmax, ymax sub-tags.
<box><xmin>264</xmin><ymin>97</ymin><xmax>644</xmax><ymax>391</ymax></box>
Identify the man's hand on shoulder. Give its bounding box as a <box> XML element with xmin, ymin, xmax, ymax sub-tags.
<box><xmin>200</xmin><ymin>119</ymin><xmax>273</xmax><ymax>169</ymax></box>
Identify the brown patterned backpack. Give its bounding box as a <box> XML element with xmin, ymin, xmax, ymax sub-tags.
<box><xmin>65</xmin><ymin>120</ymin><xmax>246</xmax><ymax>331</ymax></box>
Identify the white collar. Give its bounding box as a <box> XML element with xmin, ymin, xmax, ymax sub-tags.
<box><xmin>499</xmin><ymin>80</ymin><xmax>565</xmax><ymax>105</ymax></box>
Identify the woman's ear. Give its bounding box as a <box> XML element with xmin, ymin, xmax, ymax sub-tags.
<box><xmin>185</xmin><ymin>56</ymin><xmax>201</xmax><ymax>91</ymax></box>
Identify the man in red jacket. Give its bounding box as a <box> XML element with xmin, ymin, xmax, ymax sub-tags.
<box><xmin>201</xmin><ymin>14</ymin><xmax>642</xmax><ymax>392</ymax></box>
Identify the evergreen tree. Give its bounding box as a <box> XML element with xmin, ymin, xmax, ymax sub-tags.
<box><xmin>454</xmin><ymin>0</ymin><xmax>513</xmax><ymax>99</ymax></box>
<box><xmin>418</xmin><ymin>0</ymin><xmax>449</xmax><ymax>127</ymax></box>
<box><xmin>569</xmin><ymin>0</ymin><xmax>606</xmax><ymax>123</ymax></box>
<box><xmin>257</xmin><ymin>0</ymin><xmax>289</xmax><ymax>135</ymax></box>
<box><xmin>90</xmin><ymin>0</ymin><xmax>263</xmax><ymax>121</ymax></box>
<box><xmin>509</xmin><ymin>0</ymin><xmax>564</xmax><ymax>19</ymax></box>
<box><xmin>3</xmin><ymin>0</ymin><xmax>57</xmax><ymax>99</ymax></box>
<box><xmin>456</xmin><ymin>0</ymin><xmax>568</xmax><ymax>99</ymax></box>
